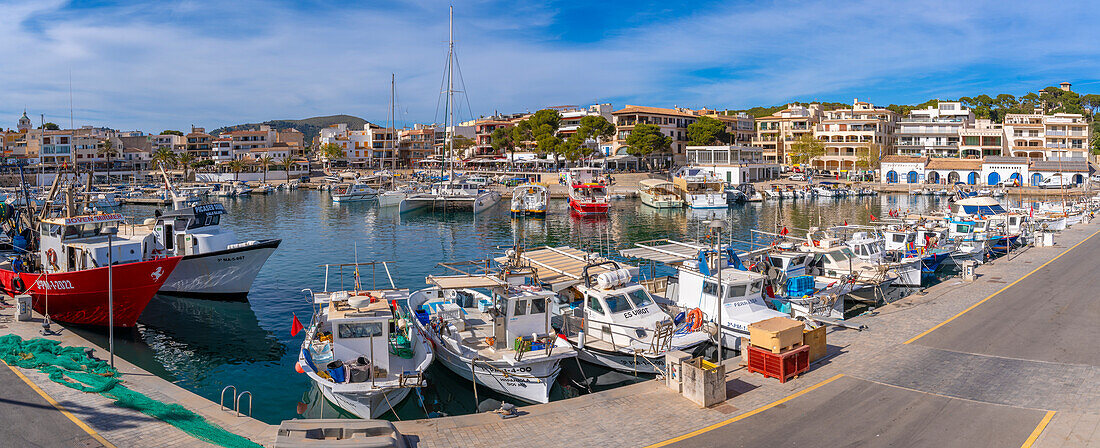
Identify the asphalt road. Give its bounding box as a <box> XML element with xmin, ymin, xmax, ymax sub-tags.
<box><xmin>0</xmin><ymin>364</ymin><xmax>104</xmax><ymax>448</ymax></box>
<box><xmin>660</xmin><ymin>230</ymin><xmax>1100</xmax><ymax>447</ymax></box>
<box><xmin>666</xmin><ymin>375</ymin><xmax>1045</xmax><ymax>448</ymax></box>
<box><xmin>915</xmin><ymin>229</ymin><xmax>1100</xmax><ymax>365</ymax></box>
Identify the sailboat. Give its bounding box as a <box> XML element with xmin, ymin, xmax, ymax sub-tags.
<box><xmin>378</xmin><ymin>74</ymin><xmax>416</xmax><ymax>208</ymax></box>
<box><xmin>398</xmin><ymin>8</ymin><xmax>501</xmax><ymax>215</ymax></box>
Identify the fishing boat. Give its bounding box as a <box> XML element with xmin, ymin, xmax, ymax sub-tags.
<box><xmin>298</xmin><ymin>262</ymin><xmax>432</xmax><ymax>419</ymax></box>
<box><xmin>672</xmin><ymin>167</ymin><xmax>726</xmax><ymax>209</ymax></box>
<box><xmin>638</xmin><ymin>179</ymin><xmax>683</xmax><ymax>209</ymax></box>
<box><xmin>89</xmin><ymin>192</ymin><xmax>121</xmax><ymax>208</ymax></box>
<box><xmin>123</xmin><ymin>202</ymin><xmax>281</xmax><ymax>299</ymax></box>
<box><xmin>331</xmin><ymin>182</ymin><xmax>380</xmax><ymax>203</ymax></box>
<box><xmin>566</xmin><ymin>168</ymin><xmax>610</xmax><ymax>215</ymax></box>
<box><xmin>620</xmin><ymin>240</ymin><xmax>789</xmax><ymax>349</ymax></box>
<box><xmin>250</xmin><ymin>184</ymin><xmax>275</xmax><ymax>195</ymax></box>
<box><xmin>510</xmin><ymin>183</ymin><xmax>548</xmax><ymax>216</ymax></box>
<box><xmin>0</xmin><ymin>210</ymin><xmax>181</xmax><ymax>327</ymax></box>
<box><xmin>408</xmin><ymin>264</ymin><xmax>576</xmax><ymax>404</ymax></box>
<box><xmin>507</xmin><ymin>247</ymin><xmax>709</xmax><ymax>374</ymax></box>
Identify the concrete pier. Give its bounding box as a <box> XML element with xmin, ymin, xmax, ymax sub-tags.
<box><xmin>392</xmin><ymin>219</ymin><xmax>1100</xmax><ymax>447</ymax></box>
<box><xmin>0</xmin><ymin>307</ymin><xmax>277</xmax><ymax>447</ymax></box>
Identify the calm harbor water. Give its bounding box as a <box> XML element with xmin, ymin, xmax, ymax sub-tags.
<box><xmin>70</xmin><ymin>190</ymin><xmax>958</xmax><ymax>424</ymax></box>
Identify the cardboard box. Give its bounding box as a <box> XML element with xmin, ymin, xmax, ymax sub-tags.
<box><xmin>803</xmin><ymin>326</ymin><xmax>827</xmax><ymax>362</ymax></box>
<box><xmin>748</xmin><ymin>316</ymin><xmax>805</xmax><ymax>354</ymax></box>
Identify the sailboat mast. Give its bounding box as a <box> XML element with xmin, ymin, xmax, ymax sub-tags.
<box><xmin>389</xmin><ymin>73</ymin><xmax>395</xmax><ymax>187</ymax></box>
<box><xmin>447</xmin><ymin>5</ymin><xmax>455</xmax><ymax>186</ymax></box>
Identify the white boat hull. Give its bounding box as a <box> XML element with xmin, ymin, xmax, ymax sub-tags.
<box><xmin>332</xmin><ymin>193</ymin><xmax>377</xmax><ymax>202</ymax></box>
<box><xmin>574</xmin><ymin>345</ymin><xmax>665</xmax><ymax>374</ymax></box>
<box><xmin>317</xmin><ymin>379</ymin><xmax>411</xmax><ymax>419</ymax></box>
<box><xmin>377</xmin><ymin>191</ymin><xmax>407</xmax><ymax>208</ymax></box>
<box><xmin>158</xmin><ymin>239</ymin><xmax>280</xmax><ymax>299</ymax></box>
<box><xmin>432</xmin><ymin>338</ymin><xmax>562</xmax><ymax>404</ymax></box>
<box><xmin>685</xmin><ymin>193</ymin><xmax>727</xmax><ymax>209</ymax></box>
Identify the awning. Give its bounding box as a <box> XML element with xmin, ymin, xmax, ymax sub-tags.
<box><xmin>619</xmin><ymin>240</ymin><xmax>709</xmax><ymax>264</ymax></box>
<box><xmin>496</xmin><ymin>246</ymin><xmax>636</xmax><ymax>291</ymax></box>
<box><xmin>426</xmin><ymin>275</ymin><xmax>506</xmax><ymax>289</ymax></box>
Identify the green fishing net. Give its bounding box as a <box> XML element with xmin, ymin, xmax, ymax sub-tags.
<box><xmin>0</xmin><ymin>335</ymin><xmax>261</xmax><ymax>448</ymax></box>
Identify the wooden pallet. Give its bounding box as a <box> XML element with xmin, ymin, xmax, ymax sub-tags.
<box><xmin>751</xmin><ymin>341</ymin><xmax>803</xmax><ymax>355</ymax></box>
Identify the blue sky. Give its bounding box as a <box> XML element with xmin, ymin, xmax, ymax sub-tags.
<box><xmin>2</xmin><ymin>0</ymin><xmax>1099</xmax><ymax>132</ymax></box>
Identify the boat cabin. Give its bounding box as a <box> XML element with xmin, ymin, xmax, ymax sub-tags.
<box><xmin>416</xmin><ymin>273</ymin><xmax>555</xmax><ymax>352</ymax></box>
<box><xmin>39</xmin><ymin>213</ymin><xmax>149</xmax><ymax>273</ymax></box>
<box><xmin>320</xmin><ymin>291</ymin><xmax>406</xmax><ymax>376</ymax></box>
<box><xmin>148</xmin><ymin>203</ymin><xmax>236</xmax><ymax>256</ymax></box>
<box><xmin>573</xmin><ymin>266</ymin><xmax>670</xmax><ymax>349</ymax></box>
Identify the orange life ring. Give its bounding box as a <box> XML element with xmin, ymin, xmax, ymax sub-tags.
<box><xmin>484</xmin><ymin>337</ymin><xmax>496</xmax><ymax>347</ymax></box>
<box><xmin>686</xmin><ymin>308</ymin><xmax>704</xmax><ymax>332</ymax></box>
<box><xmin>45</xmin><ymin>248</ymin><xmax>58</xmax><ymax>269</ymax></box>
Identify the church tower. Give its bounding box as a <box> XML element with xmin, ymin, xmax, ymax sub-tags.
<box><xmin>17</xmin><ymin>109</ymin><xmax>31</xmax><ymax>132</ymax></box>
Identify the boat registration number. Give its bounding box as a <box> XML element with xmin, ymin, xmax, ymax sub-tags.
<box><xmin>622</xmin><ymin>307</ymin><xmax>650</xmax><ymax>319</ymax></box>
<box><xmin>35</xmin><ymin>280</ymin><xmax>74</xmax><ymax>290</ymax></box>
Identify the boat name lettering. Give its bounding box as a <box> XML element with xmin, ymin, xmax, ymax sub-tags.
<box><xmin>622</xmin><ymin>307</ymin><xmax>650</xmax><ymax>318</ymax></box>
<box><xmin>218</xmin><ymin>256</ymin><xmax>245</xmax><ymax>262</ymax></box>
<box><xmin>193</xmin><ymin>204</ymin><xmax>226</xmax><ymax>214</ymax></box>
<box><xmin>35</xmin><ymin>280</ymin><xmax>74</xmax><ymax>290</ymax></box>
<box><xmin>61</xmin><ymin>213</ymin><xmax>124</xmax><ymax>225</ymax></box>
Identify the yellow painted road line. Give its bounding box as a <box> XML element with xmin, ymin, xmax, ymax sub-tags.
<box><xmin>1</xmin><ymin>360</ymin><xmax>116</xmax><ymax>448</ymax></box>
<box><xmin>643</xmin><ymin>374</ymin><xmax>845</xmax><ymax>448</ymax></box>
<box><xmin>1021</xmin><ymin>410</ymin><xmax>1056</xmax><ymax>448</ymax></box>
<box><xmin>904</xmin><ymin>228</ymin><xmax>1100</xmax><ymax>345</ymax></box>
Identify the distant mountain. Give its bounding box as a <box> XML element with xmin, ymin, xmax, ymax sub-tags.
<box><xmin>211</xmin><ymin>115</ymin><xmax>370</xmax><ymax>145</ymax></box>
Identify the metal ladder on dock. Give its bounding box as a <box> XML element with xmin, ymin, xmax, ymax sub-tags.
<box><xmin>220</xmin><ymin>385</ymin><xmax>253</xmax><ymax>417</ymax></box>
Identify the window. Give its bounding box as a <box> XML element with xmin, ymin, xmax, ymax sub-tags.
<box><xmin>892</xmin><ymin>234</ymin><xmax>906</xmax><ymax>243</ymax></box>
<box><xmin>703</xmin><ymin>280</ymin><xmax>720</xmax><ymax>297</ymax></box>
<box><xmin>587</xmin><ymin>295</ymin><xmax>605</xmax><ymax>315</ymax></box>
<box><xmin>338</xmin><ymin>322</ymin><xmax>383</xmax><ymax>339</ymax></box>
<box><xmin>626</xmin><ymin>289</ymin><xmax>653</xmax><ymax>309</ymax></box>
<box><xmin>727</xmin><ymin>284</ymin><xmax>748</xmax><ymax>298</ymax></box>
<box><xmin>829</xmin><ymin>250</ymin><xmax>849</xmax><ymax>262</ymax></box>
<box><xmin>749</xmin><ymin>281</ymin><xmax>763</xmax><ymax>294</ymax></box>
<box><xmin>530</xmin><ymin>297</ymin><xmax>546</xmax><ymax>314</ymax></box>
<box><xmin>604</xmin><ymin>294</ymin><xmax>632</xmax><ymax>313</ymax></box>
<box><xmin>513</xmin><ymin>299</ymin><xmax>527</xmax><ymax>316</ymax></box>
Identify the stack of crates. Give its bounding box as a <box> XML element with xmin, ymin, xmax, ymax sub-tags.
<box><xmin>746</xmin><ymin>316</ymin><xmax>810</xmax><ymax>383</ymax></box>
<box><xmin>786</xmin><ymin>275</ymin><xmax>815</xmax><ymax>298</ymax></box>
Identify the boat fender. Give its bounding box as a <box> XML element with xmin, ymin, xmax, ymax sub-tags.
<box><xmin>294</xmin><ymin>362</ymin><xmax>305</xmax><ymax>374</ymax></box>
<box><xmin>673</xmin><ymin>311</ymin><xmax>685</xmax><ymax>325</ymax></box>
<box><xmin>686</xmin><ymin>308</ymin><xmax>704</xmax><ymax>331</ymax></box>
<box><xmin>11</xmin><ymin>276</ymin><xmax>24</xmax><ymax>293</ymax></box>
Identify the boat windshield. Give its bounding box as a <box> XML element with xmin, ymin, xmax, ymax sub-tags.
<box><xmin>624</xmin><ymin>288</ymin><xmax>653</xmax><ymax>308</ymax></box>
<box><xmin>188</xmin><ymin>213</ymin><xmax>220</xmax><ymax>229</ymax></box>
<box><xmin>603</xmin><ymin>294</ymin><xmax>633</xmax><ymax>313</ymax></box>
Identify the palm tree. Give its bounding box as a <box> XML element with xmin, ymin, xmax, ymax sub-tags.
<box><xmin>258</xmin><ymin>156</ymin><xmax>275</xmax><ymax>184</ymax></box>
<box><xmin>281</xmin><ymin>157</ymin><xmax>296</xmax><ymax>181</ymax></box>
<box><xmin>152</xmin><ymin>148</ymin><xmax>177</xmax><ymax>171</ymax></box>
<box><xmin>227</xmin><ymin>160</ymin><xmax>245</xmax><ymax>182</ymax></box>
<box><xmin>176</xmin><ymin>152</ymin><xmax>195</xmax><ymax>181</ymax></box>
<box><xmin>97</xmin><ymin>139</ymin><xmax>120</xmax><ymax>184</ymax></box>
<box><xmin>319</xmin><ymin>143</ymin><xmax>344</xmax><ymax>173</ymax></box>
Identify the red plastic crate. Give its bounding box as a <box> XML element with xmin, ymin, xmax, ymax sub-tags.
<box><xmin>746</xmin><ymin>344</ymin><xmax>809</xmax><ymax>383</ymax></box>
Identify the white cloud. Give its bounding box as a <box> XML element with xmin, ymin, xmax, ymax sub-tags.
<box><xmin>0</xmin><ymin>0</ymin><xmax>1098</xmax><ymax>131</ymax></box>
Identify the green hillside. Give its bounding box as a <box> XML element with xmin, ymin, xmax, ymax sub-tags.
<box><xmin>211</xmin><ymin>115</ymin><xmax>370</xmax><ymax>145</ymax></box>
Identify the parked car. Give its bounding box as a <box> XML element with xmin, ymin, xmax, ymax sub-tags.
<box><xmin>789</xmin><ymin>174</ymin><xmax>807</xmax><ymax>182</ymax></box>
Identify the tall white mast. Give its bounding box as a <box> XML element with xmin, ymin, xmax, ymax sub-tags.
<box><xmin>447</xmin><ymin>5</ymin><xmax>455</xmax><ymax>186</ymax></box>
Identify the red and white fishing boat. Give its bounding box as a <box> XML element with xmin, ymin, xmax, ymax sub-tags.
<box><xmin>0</xmin><ymin>212</ymin><xmax>181</xmax><ymax>327</ymax></box>
<box><xmin>566</xmin><ymin>167</ymin><xmax>610</xmax><ymax>215</ymax></box>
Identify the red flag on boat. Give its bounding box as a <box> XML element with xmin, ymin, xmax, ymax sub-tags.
<box><xmin>780</xmin><ymin>227</ymin><xmax>789</xmax><ymax>236</ymax></box>
<box><xmin>843</xmin><ymin>220</ymin><xmax>848</xmax><ymax>226</ymax></box>
<box><xmin>870</xmin><ymin>214</ymin><xmax>877</xmax><ymax>221</ymax></box>
<box><xmin>291</xmin><ymin>313</ymin><xmax>304</xmax><ymax>337</ymax></box>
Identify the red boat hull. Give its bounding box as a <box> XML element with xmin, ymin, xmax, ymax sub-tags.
<box><xmin>568</xmin><ymin>198</ymin><xmax>609</xmax><ymax>215</ymax></box>
<box><xmin>0</xmin><ymin>257</ymin><xmax>182</xmax><ymax>327</ymax></box>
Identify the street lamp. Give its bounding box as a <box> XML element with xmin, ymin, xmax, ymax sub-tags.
<box><xmin>709</xmin><ymin>218</ymin><xmax>728</xmax><ymax>363</ymax></box>
<box><xmin>102</xmin><ymin>226</ymin><xmax>118</xmax><ymax>367</ymax></box>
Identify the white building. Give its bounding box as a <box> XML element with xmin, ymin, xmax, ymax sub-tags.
<box><xmin>1003</xmin><ymin>112</ymin><xmax>1088</xmax><ymax>161</ymax></box>
<box><xmin>880</xmin><ymin>155</ymin><xmax>928</xmax><ymax>184</ymax></box>
<box><xmin>924</xmin><ymin>158</ymin><xmax>983</xmax><ymax>185</ymax></box>
<box><xmin>894</xmin><ymin>102</ymin><xmax>973</xmax><ymax>157</ymax></box>
<box><xmin>981</xmin><ymin>156</ymin><xmax>1029</xmax><ymax>186</ymax></box>
<box><xmin>685</xmin><ymin>145</ymin><xmax>780</xmax><ymax>185</ymax></box>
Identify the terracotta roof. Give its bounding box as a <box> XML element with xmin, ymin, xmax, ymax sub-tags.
<box><xmin>612</xmin><ymin>105</ymin><xmax>698</xmax><ymax>118</ymax></box>
<box><xmin>880</xmin><ymin>155</ymin><xmax>927</xmax><ymax>164</ymax></box>
<box><xmin>926</xmin><ymin>158</ymin><xmax>982</xmax><ymax>170</ymax></box>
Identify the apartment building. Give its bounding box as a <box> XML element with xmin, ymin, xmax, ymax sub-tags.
<box><xmin>400</xmin><ymin>125</ymin><xmax>439</xmax><ymax>164</ymax></box>
<box><xmin>276</xmin><ymin>128</ymin><xmax>306</xmax><ymax>157</ymax></box>
<box><xmin>149</xmin><ymin>134</ymin><xmax>183</xmax><ymax>153</ymax></box>
<box><xmin>958</xmin><ymin>119</ymin><xmax>1006</xmax><ymax>158</ymax></box>
<box><xmin>752</xmin><ymin>104</ymin><xmax>823</xmax><ymax>165</ymax></box>
<box><xmin>185</xmin><ymin>126</ymin><xmax>213</xmax><ymax>159</ymax></box>
<box><xmin>557</xmin><ymin>103</ymin><xmax>613</xmax><ymax>137</ymax></box>
<box><xmin>701</xmin><ymin>111</ymin><xmax>755</xmax><ymax>146</ymax></box>
<box><xmin>318</xmin><ymin>123</ymin><xmax>403</xmax><ymax>166</ymax></box>
<box><xmin>473</xmin><ymin>119</ymin><xmax>515</xmax><ymax>156</ymax></box>
<box><xmin>894</xmin><ymin>101</ymin><xmax>973</xmax><ymax>157</ymax></box>
<box><xmin>612</xmin><ymin>105</ymin><xmax>699</xmax><ymax>165</ymax></box>
<box><xmin>1003</xmin><ymin>112</ymin><xmax>1089</xmax><ymax>160</ymax></box>
<box><xmin>813</xmin><ymin>99</ymin><xmax>898</xmax><ymax>171</ymax></box>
